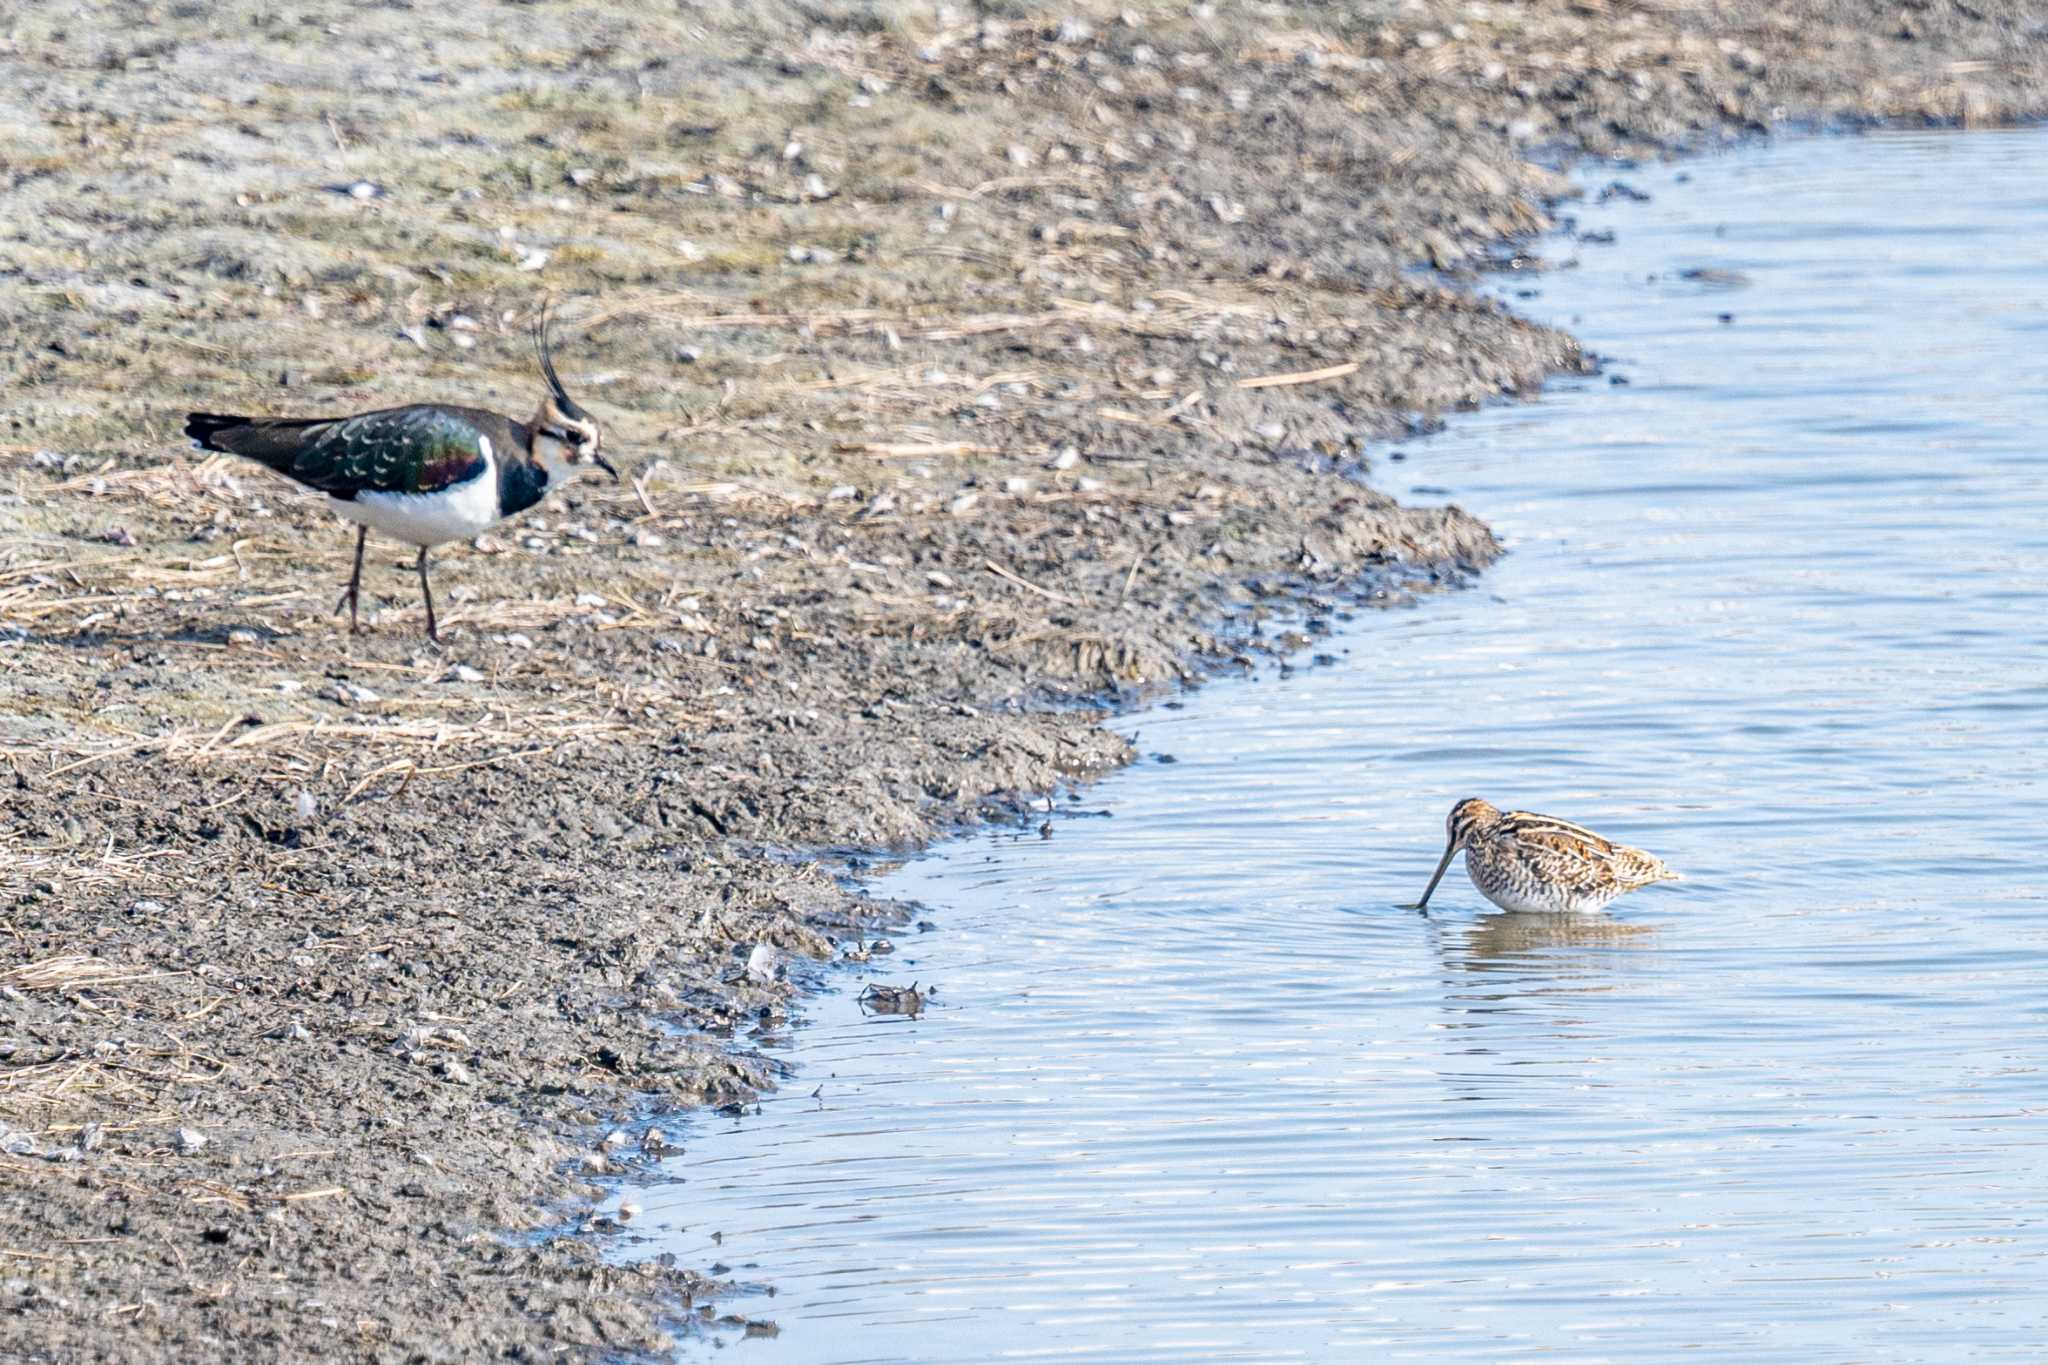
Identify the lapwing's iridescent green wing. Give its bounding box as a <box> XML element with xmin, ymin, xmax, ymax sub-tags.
<box><xmin>279</xmin><ymin>406</ymin><xmax>493</xmax><ymax>496</ymax></box>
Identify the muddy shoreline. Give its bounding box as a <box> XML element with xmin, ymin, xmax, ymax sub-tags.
<box><xmin>3</xmin><ymin>2</ymin><xmax>2044</xmax><ymax>1359</ymax></box>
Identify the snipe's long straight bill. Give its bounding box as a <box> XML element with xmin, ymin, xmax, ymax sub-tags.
<box><xmin>1404</xmin><ymin>839</ymin><xmax>1459</xmax><ymax>911</ymax></box>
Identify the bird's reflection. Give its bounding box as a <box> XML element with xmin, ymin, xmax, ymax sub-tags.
<box><xmin>1424</xmin><ymin>911</ymin><xmax>1663</xmax><ymax>1102</ymax></box>
<box><xmin>1452</xmin><ymin>910</ymin><xmax>1660</xmax><ymax>971</ymax></box>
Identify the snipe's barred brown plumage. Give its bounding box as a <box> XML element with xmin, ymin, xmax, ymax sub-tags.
<box><xmin>1411</xmin><ymin>797</ymin><xmax>1680</xmax><ymax>914</ymax></box>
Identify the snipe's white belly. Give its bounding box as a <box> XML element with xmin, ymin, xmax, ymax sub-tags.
<box><xmin>1469</xmin><ymin>866</ymin><xmax>1612</xmax><ymax>915</ymax></box>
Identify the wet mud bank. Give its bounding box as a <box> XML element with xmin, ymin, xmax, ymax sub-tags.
<box><xmin>2</xmin><ymin>1</ymin><xmax>2044</xmax><ymax>1359</ymax></box>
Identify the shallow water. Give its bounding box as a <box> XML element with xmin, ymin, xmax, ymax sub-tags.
<box><xmin>630</xmin><ymin>128</ymin><xmax>2048</xmax><ymax>1361</ymax></box>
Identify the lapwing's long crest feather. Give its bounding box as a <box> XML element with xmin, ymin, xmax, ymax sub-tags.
<box><xmin>533</xmin><ymin>300</ymin><xmax>569</xmax><ymax>403</ymax></box>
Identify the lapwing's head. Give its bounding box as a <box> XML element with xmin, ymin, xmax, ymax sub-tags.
<box><xmin>529</xmin><ymin>304</ymin><xmax>618</xmax><ymax>483</ymax></box>
<box><xmin>1410</xmin><ymin>797</ymin><xmax>1500</xmax><ymax>911</ymax></box>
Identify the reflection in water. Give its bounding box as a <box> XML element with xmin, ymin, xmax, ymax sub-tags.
<box><xmin>1428</xmin><ymin>913</ymin><xmax>1661</xmax><ymax>1104</ymax></box>
<box><xmin>631</xmin><ymin>128</ymin><xmax>2048</xmax><ymax>1364</ymax></box>
<box><xmin>1446</xmin><ymin>908</ymin><xmax>1661</xmax><ymax>968</ymax></box>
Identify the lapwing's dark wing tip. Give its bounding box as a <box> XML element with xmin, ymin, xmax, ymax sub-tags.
<box><xmin>184</xmin><ymin>412</ymin><xmax>251</xmax><ymax>451</ymax></box>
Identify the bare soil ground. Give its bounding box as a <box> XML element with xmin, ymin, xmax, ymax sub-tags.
<box><xmin>2</xmin><ymin>1</ymin><xmax>2043</xmax><ymax>1358</ymax></box>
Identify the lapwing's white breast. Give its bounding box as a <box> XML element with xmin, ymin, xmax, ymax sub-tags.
<box><xmin>328</xmin><ymin>436</ymin><xmax>502</xmax><ymax>548</ymax></box>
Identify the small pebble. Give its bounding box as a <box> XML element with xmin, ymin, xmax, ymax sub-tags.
<box><xmin>321</xmin><ymin>681</ymin><xmax>380</xmax><ymax>705</ymax></box>
<box><xmin>173</xmin><ymin>1127</ymin><xmax>206</xmax><ymax>1155</ymax></box>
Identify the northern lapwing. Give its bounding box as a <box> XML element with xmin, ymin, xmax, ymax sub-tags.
<box><xmin>184</xmin><ymin>307</ymin><xmax>617</xmax><ymax>642</ymax></box>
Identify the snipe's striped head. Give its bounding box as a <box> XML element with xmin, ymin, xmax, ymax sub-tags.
<box><xmin>528</xmin><ymin>301</ymin><xmax>617</xmax><ymax>483</ymax></box>
<box><xmin>1445</xmin><ymin>796</ymin><xmax>1501</xmax><ymax>850</ymax></box>
<box><xmin>1411</xmin><ymin>796</ymin><xmax>1500</xmax><ymax>911</ymax></box>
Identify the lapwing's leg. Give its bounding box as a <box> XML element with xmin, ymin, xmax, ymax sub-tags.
<box><xmin>417</xmin><ymin>547</ymin><xmax>439</xmax><ymax>643</ymax></box>
<box><xmin>333</xmin><ymin>526</ymin><xmax>368</xmax><ymax>633</ymax></box>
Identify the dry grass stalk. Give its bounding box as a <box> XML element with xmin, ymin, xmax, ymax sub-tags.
<box><xmin>205</xmin><ymin>714</ymin><xmax>628</xmax><ymax>756</ymax></box>
<box><xmin>0</xmin><ymin>1059</ymin><xmax>123</xmax><ymax>1110</ymax></box>
<box><xmin>37</xmin><ymin>711</ymin><xmax>629</xmax><ymax>777</ymax></box>
<box><xmin>833</xmin><ymin>440</ymin><xmax>1012</xmax><ymax>459</ymax></box>
<box><xmin>46</xmin><ymin>455</ymin><xmax>248</xmax><ymax>508</ymax></box>
<box><xmin>0</xmin><ymin>956</ymin><xmax>178</xmax><ymax>994</ymax></box>
<box><xmin>1236</xmin><ymin>360</ymin><xmax>1362</xmax><ymax>389</ymax></box>
<box><xmin>0</xmin><ymin>836</ymin><xmax>190</xmax><ymax>896</ymax></box>
<box><xmin>582</xmin><ymin>290</ymin><xmax>1260</xmax><ymax>344</ymax></box>
<box><xmin>983</xmin><ymin>560</ymin><xmax>1080</xmax><ymax>607</ymax></box>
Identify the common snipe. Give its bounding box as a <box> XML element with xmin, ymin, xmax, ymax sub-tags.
<box><xmin>1410</xmin><ymin>797</ymin><xmax>1680</xmax><ymax>914</ymax></box>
